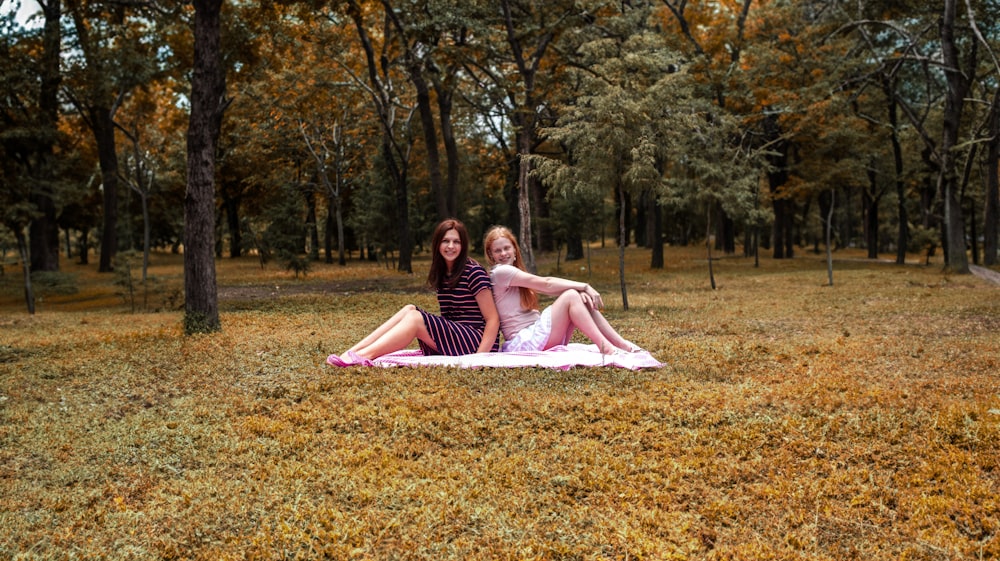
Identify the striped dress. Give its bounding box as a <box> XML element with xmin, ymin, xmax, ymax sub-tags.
<box><xmin>417</xmin><ymin>259</ymin><xmax>499</xmax><ymax>356</ymax></box>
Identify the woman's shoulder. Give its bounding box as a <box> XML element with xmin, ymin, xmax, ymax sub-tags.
<box><xmin>463</xmin><ymin>259</ymin><xmax>491</xmax><ymax>284</ymax></box>
<box><xmin>465</xmin><ymin>258</ymin><xmax>488</xmax><ymax>274</ymax></box>
<box><xmin>489</xmin><ymin>263</ymin><xmax>518</xmax><ymax>280</ymax></box>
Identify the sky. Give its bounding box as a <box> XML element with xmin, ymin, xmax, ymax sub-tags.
<box><xmin>2</xmin><ymin>0</ymin><xmax>42</xmax><ymax>28</ymax></box>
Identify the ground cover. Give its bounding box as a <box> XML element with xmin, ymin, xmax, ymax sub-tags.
<box><xmin>1</xmin><ymin>246</ymin><xmax>998</xmax><ymax>560</ymax></box>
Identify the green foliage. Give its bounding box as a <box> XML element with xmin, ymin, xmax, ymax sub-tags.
<box><xmin>530</xmin><ymin>6</ymin><xmax>766</xmax><ymax>261</ymax></box>
<box><xmin>113</xmin><ymin>250</ymin><xmax>139</xmax><ymax>312</ymax></box>
<box><xmin>113</xmin><ymin>250</ymin><xmax>182</xmax><ymax>312</ymax></box>
<box><xmin>284</xmin><ymin>255</ymin><xmax>311</xmax><ymax>279</ymax></box>
<box><xmin>347</xmin><ymin>152</ymin><xmax>402</xmax><ymax>267</ymax></box>
<box><xmin>909</xmin><ymin>224</ymin><xmax>940</xmax><ymax>256</ymax></box>
<box><xmin>547</xmin><ymin>187</ymin><xmax>610</xmax><ymax>261</ymax></box>
<box><xmin>30</xmin><ymin>270</ymin><xmax>78</xmax><ymax>297</ymax></box>
<box><xmin>261</xmin><ymin>185</ymin><xmax>311</xmax><ymax>276</ymax></box>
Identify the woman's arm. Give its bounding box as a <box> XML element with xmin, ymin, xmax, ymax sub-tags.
<box><xmin>508</xmin><ymin>269</ymin><xmax>604</xmax><ymax>309</ymax></box>
<box><xmin>474</xmin><ymin>288</ymin><xmax>501</xmax><ymax>353</ymax></box>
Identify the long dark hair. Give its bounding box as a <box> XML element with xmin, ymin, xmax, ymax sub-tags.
<box><xmin>427</xmin><ymin>218</ymin><xmax>469</xmax><ymax>290</ymax></box>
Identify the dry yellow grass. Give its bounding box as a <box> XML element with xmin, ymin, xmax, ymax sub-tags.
<box><xmin>1</xmin><ymin>246</ymin><xmax>998</xmax><ymax>560</ymax></box>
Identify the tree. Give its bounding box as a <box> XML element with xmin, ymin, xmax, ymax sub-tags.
<box><xmin>245</xmin><ymin>5</ymin><xmax>372</xmax><ymax>266</ymax></box>
<box><xmin>27</xmin><ymin>0</ymin><xmax>61</xmax><ymax>273</ymax></box>
<box><xmin>655</xmin><ymin>0</ymin><xmax>754</xmax><ymax>256</ymax></box>
<box><xmin>184</xmin><ymin>0</ymin><xmax>226</xmax><ymax>334</ymax></box>
<box><xmin>344</xmin><ymin>0</ymin><xmax>416</xmax><ymax>273</ymax></box>
<box><xmin>118</xmin><ymin>120</ymin><xmax>155</xmax><ymax>283</ymax></box>
<box><xmin>381</xmin><ymin>0</ymin><xmax>453</xmax><ymax>220</ymax></box>
<box><xmin>535</xmin><ymin>7</ymin><xmax>704</xmax><ymax>305</ymax></box>
<box><xmin>938</xmin><ymin>0</ymin><xmax>971</xmax><ymax>273</ymax></box>
<box><xmin>1</xmin><ymin>2</ymin><xmax>63</xmax><ymax>312</ymax></box>
<box><xmin>985</xmin><ymin>87</ymin><xmax>1000</xmax><ymax>266</ymax></box>
<box><xmin>461</xmin><ymin>0</ymin><xmax>594</xmax><ymax>272</ymax></box>
<box><xmin>962</xmin><ymin>0</ymin><xmax>999</xmax><ymax>266</ymax></box>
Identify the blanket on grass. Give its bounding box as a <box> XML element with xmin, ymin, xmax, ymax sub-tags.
<box><xmin>329</xmin><ymin>343</ymin><xmax>663</xmax><ymax>370</ymax></box>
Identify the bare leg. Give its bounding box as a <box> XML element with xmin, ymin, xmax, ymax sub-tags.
<box><xmin>347</xmin><ymin>305</ymin><xmax>415</xmax><ymax>352</ymax></box>
<box><xmin>544</xmin><ymin>291</ymin><xmax>619</xmax><ymax>353</ymax></box>
<box><xmin>346</xmin><ymin>304</ymin><xmax>437</xmax><ymax>359</ymax></box>
<box><xmin>589</xmin><ymin>309</ymin><xmax>640</xmax><ymax>351</ymax></box>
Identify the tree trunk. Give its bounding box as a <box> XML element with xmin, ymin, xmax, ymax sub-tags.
<box><xmin>718</xmin><ymin>206</ymin><xmax>735</xmax><ymax>254</ymax></box>
<box><xmin>617</xmin><ymin>177</ymin><xmax>629</xmax><ymax>310</ymax></box>
<box><xmin>534</xmin><ymin>176</ymin><xmax>552</xmax><ymax>252</ymax></box>
<box><xmin>826</xmin><ymin>189</ymin><xmax>835</xmax><ymax>286</ymax></box>
<box><xmin>651</xmin><ymin>196</ymin><xmax>664</xmax><ymax>269</ymax></box>
<box><xmin>864</xmin><ymin>169</ymin><xmax>879</xmax><ymax>259</ymax></box>
<box><xmin>969</xmin><ymin>198</ymin><xmax>978</xmax><ymax>265</ymax></box>
<box><xmin>887</xmin><ymin>85</ymin><xmax>908</xmax><ymax>265</ymax></box>
<box><xmin>347</xmin><ymin>0</ymin><xmax>411</xmax><ymax>273</ymax></box>
<box><xmin>306</xmin><ymin>188</ymin><xmax>319</xmax><ymax>260</ymax></box>
<box><xmin>94</xmin><ymin>108</ymin><xmax>120</xmax><ymax>273</ymax></box>
<box><xmin>141</xmin><ymin>192</ymin><xmax>150</xmax><ymax>284</ymax></box>
<box><xmin>183</xmin><ymin>0</ymin><xmax>224</xmax><ymax>334</ymax></box>
<box><xmin>504</xmin><ymin>158</ymin><xmax>520</xmax><ymax>232</ymax></box>
<box><xmin>764</xmin><ymin>115</ymin><xmax>793</xmax><ymax>259</ymax></box>
<box><xmin>79</xmin><ymin>229</ymin><xmax>90</xmax><ymax>265</ymax></box>
<box><xmin>706</xmin><ymin>203</ymin><xmax>716</xmax><ymax>290</ymax></box>
<box><xmin>517</xmin><ymin>134</ymin><xmax>536</xmax><ymax>273</ymax></box>
<box><xmin>15</xmin><ymin>228</ymin><xmax>35</xmax><ymax>315</ymax></box>
<box><xmin>565</xmin><ymin>234</ymin><xmax>583</xmax><ymax>261</ymax></box>
<box><xmin>638</xmin><ymin>190</ymin><xmax>651</xmax><ymax>248</ymax></box>
<box><xmin>29</xmin><ymin>0</ymin><xmax>62</xmax><ymax>273</ymax></box>
<box><xmin>29</xmin><ymin>192</ymin><xmax>59</xmax><ymax>272</ymax></box>
<box><xmin>385</xmin><ymin>138</ymin><xmax>413</xmax><ymax>273</ymax></box>
<box><xmin>436</xmin><ymin>81</ymin><xmax>459</xmax><ymax>219</ymax></box>
<box><xmin>324</xmin><ymin>203</ymin><xmax>334</xmax><ymax>264</ymax></box>
<box><xmin>222</xmin><ymin>191</ymin><xmax>241</xmax><ymax>258</ymax></box>
<box><xmin>411</xmin><ymin>64</ymin><xmax>448</xmax><ymax>220</ymax></box>
<box><xmin>819</xmin><ymin>189</ymin><xmax>833</xmax><ymax>251</ymax></box>
<box><xmin>334</xmin><ymin>156</ymin><xmax>347</xmax><ymax>266</ymax></box>
<box><xmin>771</xmin><ymin>198</ymin><xmax>791</xmax><ymax>259</ymax></box>
<box><xmin>939</xmin><ymin>0</ymin><xmax>971</xmax><ymax>273</ymax></box>
<box><xmin>985</xmin><ymin>89</ymin><xmax>999</xmax><ymax>266</ymax></box>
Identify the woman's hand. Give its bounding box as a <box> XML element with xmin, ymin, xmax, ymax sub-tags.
<box><xmin>582</xmin><ymin>285</ymin><xmax>603</xmax><ymax>310</ymax></box>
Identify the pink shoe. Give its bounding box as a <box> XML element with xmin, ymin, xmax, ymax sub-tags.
<box><xmin>326</xmin><ymin>354</ymin><xmax>349</xmax><ymax>367</ymax></box>
<box><xmin>344</xmin><ymin>351</ymin><xmax>373</xmax><ymax>366</ymax></box>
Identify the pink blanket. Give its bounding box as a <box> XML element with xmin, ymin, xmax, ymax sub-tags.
<box><xmin>329</xmin><ymin>343</ymin><xmax>663</xmax><ymax>370</ymax></box>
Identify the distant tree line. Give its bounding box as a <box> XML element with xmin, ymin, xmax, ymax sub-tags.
<box><xmin>3</xmin><ymin>0</ymin><xmax>998</xmax><ymax>294</ymax></box>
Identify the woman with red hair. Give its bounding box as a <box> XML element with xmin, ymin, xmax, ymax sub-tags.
<box><xmin>484</xmin><ymin>225</ymin><xmax>640</xmax><ymax>355</ymax></box>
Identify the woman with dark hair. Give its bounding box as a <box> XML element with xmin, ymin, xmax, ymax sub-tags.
<box><xmin>327</xmin><ymin>218</ymin><xmax>500</xmax><ymax>366</ymax></box>
<box><xmin>484</xmin><ymin>225</ymin><xmax>640</xmax><ymax>355</ymax></box>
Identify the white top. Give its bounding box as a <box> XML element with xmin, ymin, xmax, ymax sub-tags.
<box><xmin>490</xmin><ymin>264</ymin><xmax>541</xmax><ymax>340</ymax></box>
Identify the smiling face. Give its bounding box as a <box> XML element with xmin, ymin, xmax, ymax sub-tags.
<box><xmin>488</xmin><ymin>236</ymin><xmax>516</xmax><ymax>267</ymax></box>
<box><xmin>439</xmin><ymin>228</ymin><xmax>463</xmax><ymax>268</ymax></box>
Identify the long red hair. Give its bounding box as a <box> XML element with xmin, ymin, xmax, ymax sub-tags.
<box><xmin>484</xmin><ymin>225</ymin><xmax>538</xmax><ymax>311</ymax></box>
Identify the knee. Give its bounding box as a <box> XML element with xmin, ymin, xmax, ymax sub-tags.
<box><xmin>403</xmin><ymin>306</ymin><xmax>424</xmax><ymax>324</ymax></box>
<box><xmin>557</xmin><ymin>291</ymin><xmax>585</xmax><ymax>306</ymax></box>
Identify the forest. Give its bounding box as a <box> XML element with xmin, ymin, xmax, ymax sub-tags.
<box><xmin>2</xmin><ymin>0</ymin><xmax>999</xmax><ymax>324</ymax></box>
<box><xmin>3</xmin><ymin>2</ymin><xmax>1000</xmax><ymax>558</ymax></box>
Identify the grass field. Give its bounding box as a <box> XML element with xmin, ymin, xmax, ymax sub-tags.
<box><xmin>1</xmin><ymin>246</ymin><xmax>998</xmax><ymax>560</ymax></box>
